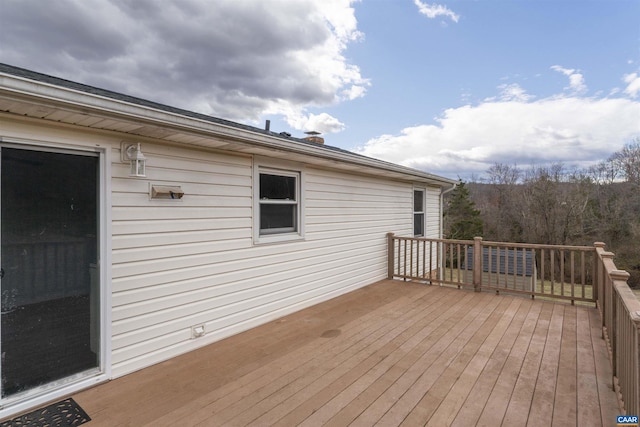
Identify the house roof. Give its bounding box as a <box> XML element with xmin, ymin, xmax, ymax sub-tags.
<box><xmin>0</xmin><ymin>63</ymin><xmax>456</xmax><ymax>188</ymax></box>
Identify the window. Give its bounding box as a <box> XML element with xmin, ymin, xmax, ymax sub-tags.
<box><xmin>414</xmin><ymin>189</ymin><xmax>425</xmax><ymax>236</ymax></box>
<box><xmin>259</xmin><ymin>172</ymin><xmax>297</xmax><ymax>234</ymax></box>
<box><xmin>254</xmin><ymin>165</ymin><xmax>303</xmax><ymax>243</ymax></box>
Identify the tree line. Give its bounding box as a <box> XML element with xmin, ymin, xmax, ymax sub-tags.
<box><xmin>444</xmin><ymin>140</ymin><xmax>640</xmax><ymax>288</ymax></box>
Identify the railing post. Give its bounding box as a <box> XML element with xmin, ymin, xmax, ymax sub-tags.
<box><xmin>594</xmin><ymin>242</ymin><xmax>606</xmax><ymax>328</ymax></box>
<box><xmin>599</xmin><ymin>250</ymin><xmax>617</xmax><ymax>373</ymax></box>
<box><xmin>387</xmin><ymin>232</ymin><xmax>395</xmax><ymax>279</ymax></box>
<box><xmin>594</xmin><ymin>242</ymin><xmax>606</xmax><ymax>304</ymax></box>
<box><xmin>473</xmin><ymin>237</ymin><xmax>483</xmax><ymax>292</ymax></box>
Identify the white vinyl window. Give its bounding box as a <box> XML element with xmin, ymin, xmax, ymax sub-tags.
<box><xmin>413</xmin><ymin>189</ymin><xmax>425</xmax><ymax>237</ymax></box>
<box><xmin>254</xmin><ymin>164</ymin><xmax>303</xmax><ymax>243</ymax></box>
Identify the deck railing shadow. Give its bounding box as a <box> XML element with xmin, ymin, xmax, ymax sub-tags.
<box><xmin>387</xmin><ymin>233</ymin><xmax>639</xmax><ymax>415</ymax></box>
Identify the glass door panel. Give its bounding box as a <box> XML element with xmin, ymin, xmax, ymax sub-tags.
<box><xmin>1</xmin><ymin>147</ymin><xmax>100</xmax><ymax>398</ymax></box>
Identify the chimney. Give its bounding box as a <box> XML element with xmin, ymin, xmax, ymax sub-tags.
<box><xmin>303</xmin><ymin>130</ymin><xmax>324</xmax><ymax>145</ymax></box>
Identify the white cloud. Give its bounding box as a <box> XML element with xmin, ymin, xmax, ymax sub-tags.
<box><xmin>414</xmin><ymin>0</ymin><xmax>459</xmax><ymax>23</ymax></box>
<box><xmin>486</xmin><ymin>83</ymin><xmax>534</xmax><ymax>102</ymax></box>
<box><xmin>286</xmin><ymin>112</ymin><xmax>346</xmax><ymax>134</ymax></box>
<box><xmin>342</xmin><ymin>84</ymin><xmax>368</xmax><ymax>100</ymax></box>
<box><xmin>551</xmin><ymin>65</ymin><xmax>587</xmax><ymax>94</ymax></box>
<box><xmin>623</xmin><ymin>72</ymin><xmax>640</xmax><ymax>98</ymax></box>
<box><xmin>0</xmin><ymin>0</ymin><xmax>367</xmax><ymax>131</ymax></box>
<box><xmin>356</xmin><ymin>91</ymin><xmax>640</xmax><ymax>179</ymax></box>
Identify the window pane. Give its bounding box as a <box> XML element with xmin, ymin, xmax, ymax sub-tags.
<box><xmin>414</xmin><ymin>213</ymin><xmax>424</xmax><ymax>236</ymax></box>
<box><xmin>414</xmin><ymin>190</ymin><xmax>424</xmax><ymax>212</ymax></box>
<box><xmin>260</xmin><ymin>174</ymin><xmax>296</xmax><ymax>200</ymax></box>
<box><xmin>260</xmin><ymin>204</ymin><xmax>296</xmax><ymax>233</ymax></box>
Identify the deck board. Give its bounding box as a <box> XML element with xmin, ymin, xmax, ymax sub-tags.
<box><xmin>576</xmin><ymin>307</ymin><xmax>603</xmax><ymax>427</ymax></box>
<box><xmin>452</xmin><ymin>300</ymin><xmax>541</xmax><ymax>426</ymax></box>
<box><xmin>353</xmin><ymin>292</ymin><xmax>503</xmax><ymax>426</ymax></box>
<box><xmin>552</xmin><ymin>306</ymin><xmax>578</xmax><ymax>426</ymax></box>
<box><xmin>5</xmin><ymin>280</ymin><xmax>619</xmax><ymax>426</ymax></box>
<box><xmin>589</xmin><ymin>307</ymin><xmax>619</xmax><ymax>426</ymax></box>
<box><xmin>402</xmin><ymin>298</ymin><xmax>523</xmax><ymax>426</ymax></box>
<box><xmin>500</xmin><ymin>301</ymin><xmax>554</xmax><ymax>426</ymax></box>
<box><xmin>527</xmin><ymin>303</ymin><xmax>565</xmax><ymax>427</ymax></box>
<box><xmin>425</xmin><ymin>298</ymin><xmax>529</xmax><ymax>426</ymax></box>
<box><xmin>448</xmin><ymin>299</ymin><xmax>533</xmax><ymax>426</ymax></box>
<box><xmin>282</xmin><ymin>287</ymin><xmax>469</xmax><ymax>426</ymax></box>
<box><xmin>321</xmin><ymin>292</ymin><xmax>481</xmax><ymax>427</ymax></box>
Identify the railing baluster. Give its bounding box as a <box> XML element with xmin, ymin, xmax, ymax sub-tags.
<box><xmin>559</xmin><ymin>250</ymin><xmax>564</xmax><ymax>297</ymax></box>
<box><xmin>448</xmin><ymin>242</ymin><xmax>453</xmax><ymax>282</ymax></box>
<box><xmin>516</xmin><ymin>247</ymin><xmax>520</xmax><ymax>289</ymax></box>
<box><xmin>551</xmin><ymin>249</ymin><xmax>556</xmax><ymax>297</ymax></box>
<box><xmin>515</xmin><ymin>248</ymin><xmax>527</xmax><ymax>290</ymax></box>
<box><xmin>398</xmin><ymin>236</ymin><xmax>402</xmax><ymax>276</ymax></box>
<box><xmin>411</xmin><ymin>239</ymin><xmax>415</xmax><ymax>278</ymax></box>
<box><xmin>516</xmin><ymin>247</ymin><xmax>521</xmax><ymax>289</ymax></box>
<box><xmin>429</xmin><ymin>240</ymin><xmax>433</xmax><ymax>282</ymax></box>
<box><xmin>490</xmin><ymin>246</ymin><xmax>500</xmax><ymax>286</ymax></box>
<box><xmin>422</xmin><ymin>240</ymin><xmax>427</xmax><ymax>278</ymax></box>
<box><xmin>456</xmin><ymin>243</ymin><xmax>461</xmax><ymax>286</ymax></box>
<box><xmin>540</xmin><ymin>249</ymin><xmax>545</xmax><ymax>296</ymax></box>
<box><xmin>436</xmin><ymin>240</ymin><xmax>441</xmax><ymax>282</ymax></box>
<box><xmin>531</xmin><ymin>248</ymin><xmax>537</xmax><ymax>295</ymax></box>
<box><xmin>404</xmin><ymin>239</ymin><xmax>408</xmax><ymax>279</ymax></box>
<box><xmin>581</xmin><ymin>251</ymin><xmax>585</xmax><ymax>300</ymax></box>
<box><xmin>505</xmin><ymin>246</ymin><xmax>510</xmax><ymax>290</ymax></box>
<box><xmin>570</xmin><ymin>250</ymin><xmax>575</xmax><ymax>304</ymax></box>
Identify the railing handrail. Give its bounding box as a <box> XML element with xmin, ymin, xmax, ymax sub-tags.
<box><xmin>482</xmin><ymin>240</ymin><xmax>594</xmax><ymax>251</ymax></box>
<box><xmin>390</xmin><ymin>234</ymin><xmax>594</xmax><ymax>251</ymax></box>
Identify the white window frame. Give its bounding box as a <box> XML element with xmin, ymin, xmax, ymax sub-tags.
<box><xmin>413</xmin><ymin>188</ymin><xmax>425</xmax><ymax>237</ymax></box>
<box><xmin>253</xmin><ymin>160</ymin><xmax>304</xmax><ymax>244</ymax></box>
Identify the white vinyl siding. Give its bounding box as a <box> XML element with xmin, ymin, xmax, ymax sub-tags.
<box><xmin>110</xmin><ymin>164</ymin><xmax>418</xmax><ymax>375</ymax></box>
<box><xmin>426</xmin><ymin>186</ymin><xmax>441</xmax><ymax>238</ymax></box>
<box><xmin>2</xmin><ymin>116</ymin><xmax>444</xmax><ymax>379</ymax></box>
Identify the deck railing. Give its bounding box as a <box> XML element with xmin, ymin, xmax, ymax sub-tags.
<box><xmin>594</xmin><ymin>243</ymin><xmax>640</xmax><ymax>416</ymax></box>
<box><xmin>387</xmin><ymin>233</ymin><xmax>639</xmax><ymax>414</ymax></box>
<box><xmin>387</xmin><ymin>234</ymin><xmax>597</xmax><ymax>303</ymax></box>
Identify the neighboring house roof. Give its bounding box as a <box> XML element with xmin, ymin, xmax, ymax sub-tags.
<box><xmin>0</xmin><ymin>63</ymin><xmax>456</xmax><ymax>188</ymax></box>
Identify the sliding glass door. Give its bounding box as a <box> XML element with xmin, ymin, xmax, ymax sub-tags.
<box><xmin>0</xmin><ymin>146</ymin><xmax>100</xmax><ymax>398</ymax></box>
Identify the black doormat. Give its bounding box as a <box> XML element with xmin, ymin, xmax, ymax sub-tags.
<box><xmin>0</xmin><ymin>398</ymin><xmax>91</xmax><ymax>427</ymax></box>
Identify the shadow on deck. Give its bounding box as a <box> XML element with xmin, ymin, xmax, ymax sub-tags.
<box><xmin>68</xmin><ymin>279</ymin><xmax>618</xmax><ymax>426</ymax></box>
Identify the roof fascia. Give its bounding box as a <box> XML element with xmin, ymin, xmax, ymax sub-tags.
<box><xmin>0</xmin><ymin>71</ymin><xmax>457</xmax><ymax>188</ymax></box>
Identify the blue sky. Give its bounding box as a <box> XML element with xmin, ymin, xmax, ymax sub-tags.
<box><xmin>1</xmin><ymin>0</ymin><xmax>638</xmax><ymax>179</ymax></box>
<box><xmin>339</xmin><ymin>0</ymin><xmax>635</xmax><ymax>140</ymax></box>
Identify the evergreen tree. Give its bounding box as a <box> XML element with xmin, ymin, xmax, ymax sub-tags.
<box><xmin>444</xmin><ymin>181</ymin><xmax>483</xmax><ymax>240</ymax></box>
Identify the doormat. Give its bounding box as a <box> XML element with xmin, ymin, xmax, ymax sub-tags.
<box><xmin>0</xmin><ymin>398</ymin><xmax>91</xmax><ymax>427</ymax></box>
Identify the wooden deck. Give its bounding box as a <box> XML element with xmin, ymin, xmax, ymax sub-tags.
<box><xmin>69</xmin><ymin>280</ymin><xmax>618</xmax><ymax>425</ymax></box>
